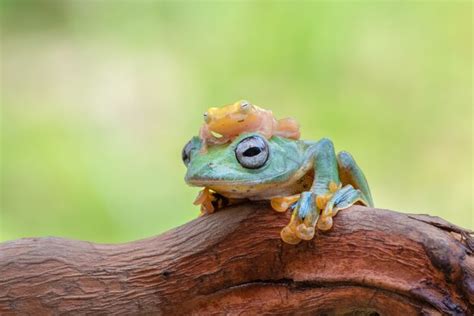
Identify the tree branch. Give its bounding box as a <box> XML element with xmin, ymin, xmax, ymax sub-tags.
<box><xmin>1</xmin><ymin>204</ymin><xmax>473</xmax><ymax>315</ymax></box>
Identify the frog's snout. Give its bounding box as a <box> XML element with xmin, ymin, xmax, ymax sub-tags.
<box><xmin>185</xmin><ymin>161</ymin><xmax>220</xmax><ymax>185</ymax></box>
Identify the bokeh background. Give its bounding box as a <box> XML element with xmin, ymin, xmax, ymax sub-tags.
<box><xmin>1</xmin><ymin>1</ymin><xmax>472</xmax><ymax>242</ymax></box>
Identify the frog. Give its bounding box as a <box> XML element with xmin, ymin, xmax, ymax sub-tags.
<box><xmin>182</xmin><ymin>132</ymin><xmax>374</xmax><ymax>244</ymax></box>
<box><xmin>199</xmin><ymin>100</ymin><xmax>300</xmax><ymax>152</ymax></box>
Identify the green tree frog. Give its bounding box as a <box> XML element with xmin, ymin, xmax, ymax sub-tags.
<box><xmin>182</xmin><ymin>133</ymin><xmax>373</xmax><ymax>245</ymax></box>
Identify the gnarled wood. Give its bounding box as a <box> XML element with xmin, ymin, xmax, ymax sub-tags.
<box><xmin>0</xmin><ymin>204</ymin><xmax>473</xmax><ymax>315</ymax></box>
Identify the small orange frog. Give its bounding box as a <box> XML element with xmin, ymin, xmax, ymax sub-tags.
<box><xmin>199</xmin><ymin>100</ymin><xmax>300</xmax><ymax>151</ymax></box>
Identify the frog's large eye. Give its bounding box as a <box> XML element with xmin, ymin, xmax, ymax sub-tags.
<box><xmin>235</xmin><ymin>135</ymin><xmax>269</xmax><ymax>169</ymax></box>
<box><xmin>182</xmin><ymin>139</ymin><xmax>194</xmax><ymax>166</ymax></box>
<box><xmin>240</xmin><ymin>100</ymin><xmax>251</xmax><ymax>113</ymax></box>
<box><xmin>203</xmin><ymin>112</ymin><xmax>211</xmax><ymax>124</ymax></box>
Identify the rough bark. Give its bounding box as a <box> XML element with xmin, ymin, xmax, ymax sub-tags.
<box><xmin>0</xmin><ymin>203</ymin><xmax>473</xmax><ymax>315</ymax></box>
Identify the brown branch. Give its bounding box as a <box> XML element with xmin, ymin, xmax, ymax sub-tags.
<box><xmin>0</xmin><ymin>203</ymin><xmax>473</xmax><ymax>315</ymax></box>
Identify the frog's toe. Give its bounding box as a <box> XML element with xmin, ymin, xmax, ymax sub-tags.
<box><xmin>296</xmin><ymin>223</ymin><xmax>315</xmax><ymax>240</ymax></box>
<box><xmin>271</xmin><ymin>194</ymin><xmax>300</xmax><ymax>212</ymax></box>
<box><xmin>280</xmin><ymin>225</ymin><xmax>302</xmax><ymax>245</ymax></box>
<box><xmin>317</xmin><ymin>216</ymin><xmax>333</xmax><ymax>231</ymax></box>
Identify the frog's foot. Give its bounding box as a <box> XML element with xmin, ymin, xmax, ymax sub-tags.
<box><xmin>198</xmin><ymin>125</ymin><xmax>231</xmax><ymax>153</ymax></box>
<box><xmin>207</xmin><ymin>135</ymin><xmax>231</xmax><ymax>146</ymax></box>
<box><xmin>317</xmin><ymin>184</ymin><xmax>367</xmax><ymax>231</ymax></box>
<box><xmin>193</xmin><ymin>188</ymin><xmax>232</xmax><ymax>215</ymax></box>
<box><xmin>280</xmin><ymin>192</ymin><xmax>319</xmax><ymax>244</ymax></box>
<box><xmin>193</xmin><ymin>188</ymin><xmax>215</xmax><ymax>215</ymax></box>
<box><xmin>271</xmin><ymin>194</ymin><xmax>300</xmax><ymax>212</ymax></box>
<box><xmin>198</xmin><ymin>125</ymin><xmax>211</xmax><ymax>153</ymax></box>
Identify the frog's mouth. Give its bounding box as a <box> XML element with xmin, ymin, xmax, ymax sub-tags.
<box><xmin>186</xmin><ymin>157</ymin><xmax>313</xmax><ymax>187</ymax></box>
<box><xmin>185</xmin><ymin>177</ymin><xmax>284</xmax><ymax>188</ymax></box>
<box><xmin>188</xmin><ymin>168</ymin><xmax>314</xmax><ymax>200</ymax></box>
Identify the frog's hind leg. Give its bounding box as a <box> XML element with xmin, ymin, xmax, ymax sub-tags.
<box><xmin>336</xmin><ymin>151</ymin><xmax>374</xmax><ymax>207</ymax></box>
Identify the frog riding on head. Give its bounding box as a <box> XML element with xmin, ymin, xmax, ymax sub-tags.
<box><xmin>183</xmin><ymin>100</ymin><xmax>373</xmax><ymax>245</ymax></box>
<box><xmin>199</xmin><ymin>100</ymin><xmax>300</xmax><ymax>152</ymax></box>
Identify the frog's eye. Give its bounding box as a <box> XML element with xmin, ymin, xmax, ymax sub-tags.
<box><xmin>182</xmin><ymin>139</ymin><xmax>194</xmax><ymax>166</ymax></box>
<box><xmin>240</xmin><ymin>100</ymin><xmax>251</xmax><ymax>113</ymax></box>
<box><xmin>203</xmin><ymin>112</ymin><xmax>211</xmax><ymax>124</ymax></box>
<box><xmin>235</xmin><ymin>135</ymin><xmax>269</xmax><ymax>169</ymax></box>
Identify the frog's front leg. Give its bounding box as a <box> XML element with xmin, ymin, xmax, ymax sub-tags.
<box><xmin>276</xmin><ymin>139</ymin><xmax>339</xmax><ymax>244</ymax></box>
<box><xmin>317</xmin><ymin>151</ymin><xmax>372</xmax><ymax>230</ymax></box>
<box><xmin>276</xmin><ymin>139</ymin><xmax>366</xmax><ymax>244</ymax></box>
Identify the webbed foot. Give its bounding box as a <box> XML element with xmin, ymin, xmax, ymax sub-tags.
<box><xmin>279</xmin><ymin>192</ymin><xmax>319</xmax><ymax>244</ymax></box>
<box><xmin>193</xmin><ymin>188</ymin><xmax>216</xmax><ymax>214</ymax></box>
<box><xmin>198</xmin><ymin>125</ymin><xmax>231</xmax><ymax>154</ymax></box>
<box><xmin>317</xmin><ymin>184</ymin><xmax>367</xmax><ymax>231</ymax></box>
<box><xmin>275</xmin><ymin>182</ymin><xmax>367</xmax><ymax>244</ymax></box>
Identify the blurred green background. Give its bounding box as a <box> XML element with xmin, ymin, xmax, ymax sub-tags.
<box><xmin>1</xmin><ymin>1</ymin><xmax>472</xmax><ymax>242</ymax></box>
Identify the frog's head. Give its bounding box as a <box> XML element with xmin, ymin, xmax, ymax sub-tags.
<box><xmin>203</xmin><ymin>100</ymin><xmax>260</xmax><ymax>136</ymax></box>
<box><xmin>182</xmin><ymin>133</ymin><xmax>306</xmax><ymax>196</ymax></box>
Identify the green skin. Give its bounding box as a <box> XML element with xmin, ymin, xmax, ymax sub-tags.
<box><xmin>184</xmin><ymin>132</ymin><xmax>373</xmax><ymax>241</ymax></box>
